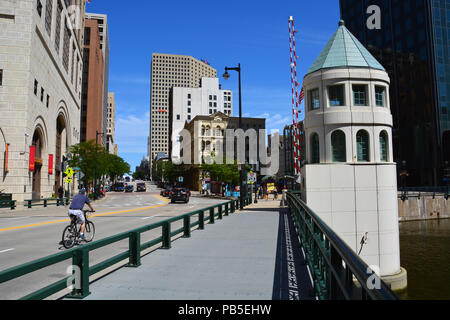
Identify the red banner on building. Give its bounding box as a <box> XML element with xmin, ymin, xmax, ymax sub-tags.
<box><xmin>48</xmin><ymin>154</ymin><xmax>54</xmax><ymax>175</ymax></box>
<box><xmin>29</xmin><ymin>146</ymin><xmax>36</xmax><ymax>172</ymax></box>
<box><xmin>4</xmin><ymin>143</ymin><xmax>9</xmax><ymax>173</ymax></box>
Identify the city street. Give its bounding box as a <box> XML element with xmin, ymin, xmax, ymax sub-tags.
<box><xmin>0</xmin><ymin>183</ymin><xmax>228</xmax><ymax>299</ymax></box>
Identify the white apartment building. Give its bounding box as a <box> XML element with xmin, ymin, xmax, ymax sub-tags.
<box><xmin>149</xmin><ymin>53</ymin><xmax>217</xmax><ymax>177</ymax></box>
<box><xmin>169</xmin><ymin>77</ymin><xmax>233</xmax><ymax>163</ymax></box>
<box><xmin>0</xmin><ymin>0</ymin><xmax>84</xmax><ymax>202</ymax></box>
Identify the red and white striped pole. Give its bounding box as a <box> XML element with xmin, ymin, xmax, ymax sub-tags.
<box><xmin>292</xmin><ymin>18</ymin><xmax>302</xmax><ymax>173</ymax></box>
<box><xmin>289</xmin><ymin>16</ymin><xmax>298</xmax><ymax>175</ymax></box>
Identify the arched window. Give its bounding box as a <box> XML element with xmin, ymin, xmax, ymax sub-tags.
<box><xmin>379</xmin><ymin>131</ymin><xmax>389</xmax><ymax>162</ymax></box>
<box><xmin>310</xmin><ymin>133</ymin><xmax>320</xmax><ymax>164</ymax></box>
<box><xmin>331</xmin><ymin>130</ymin><xmax>346</xmax><ymax>162</ymax></box>
<box><xmin>201</xmin><ymin>126</ymin><xmax>206</xmax><ymax>136</ymax></box>
<box><xmin>357</xmin><ymin>130</ymin><xmax>370</xmax><ymax>162</ymax></box>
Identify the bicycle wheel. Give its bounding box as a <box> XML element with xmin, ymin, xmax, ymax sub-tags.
<box><xmin>62</xmin><ymin>225</ymin><xmax>76</xmax><ymax>249</ymax></box>
<box><xmin>84</xmin><ymin>221</ymin><xmax>95</xmax><ymax>242</ymax></box>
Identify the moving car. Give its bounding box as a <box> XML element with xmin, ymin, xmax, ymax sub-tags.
<box><xmin>136</xmin><ymin>182</ymin><xmax>146</xmax><ymax>192</ymax></box>
<box><xmin>170</xmin><ymin>187</ymin><xmax>190</xmax><ymax>203</ymax></box>
<box><xmin>114</xmin><ymin>183</ymin><xmax>125</xmax><ymax>192</ymax></box>
<box><xmin>125</xmin><ymin>185</ymin><xmax>134</xmax><ymax>193</ymax></box>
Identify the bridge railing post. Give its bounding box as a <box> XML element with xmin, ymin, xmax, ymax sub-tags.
<box><xmin>209</xmin><ymin>208</ymin><xmax>215</xmax><ymax>224</ymax></box>
<box><xmin>67</xmin><ymin>249</ymin><xmax>90</xmax><ymax>299</ymax></box>
<box><xmin>183</xmin><ymin>215</ymin><xmax>191</xmax><ymax>238</ymax></box>
<box><xmin>225</xmin><ymin>203</ymin><xmax>229</xmax><ymax>216</ymax></box>
<box><xmin>199</xmin><ymin>211</ymin><xmax>204</xmax><ymax>230</ymax></box>
<box><xmin>162</xmin><ymin>222</ymin><xmax>171</xmax><ymax>249</ymax></box>
<box><xmin>127</xmin><ymin>231</ymin><xmax>141</xmax><ymax>268</ymax></box>
<box><xmin>218</xmin><ymin>205</ymin><xmax>223</xmax><ymax>220</ymax></box>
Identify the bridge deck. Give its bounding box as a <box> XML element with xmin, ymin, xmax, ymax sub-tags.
<box><xmin>77</xmin><ymin>200</ymin><xmax>315</xmax><ymax>300</ymax></box>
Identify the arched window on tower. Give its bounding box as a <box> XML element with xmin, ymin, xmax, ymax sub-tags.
<box><xmin>379</xmin><ymin>131</ymin><xmax>389</xmax><ymax>162</ymax></box>
<box><xmin>331</xmin><ymin>130</ymin><xmax>346</xmax><ymax>162</ymax></box>
<box><xmin>310</xmin><ymin>133</ymin><xmax>320</xmax><ymax>164</ymax></box>
<box><xmin>357</xmin><ymin>130</ymin><xmax>370</xmax><ymax>162</ymax></box>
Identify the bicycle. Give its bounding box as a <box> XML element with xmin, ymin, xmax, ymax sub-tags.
<box><xmin>62</xmin><ymin>210</ymin><xmax>95</xmax><ymax>249</ymax></box>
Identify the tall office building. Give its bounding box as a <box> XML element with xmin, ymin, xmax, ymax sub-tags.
<box><xmin>85</xmin><ymin>13</ymin><xmax>109</xmax><ymax>139</ymax></box>
<box><xmin>340</xmin><ymin>0</ymin><xmax>450</xmax><ymax>186</ymax></box>
<box><xmin>80</xmin><ymin>18</ymin><xmax>104</xmax><ymax>144</ymax></box>
<box><xmin>106</xmin><ymin>92</ymin><xmax>117</xmax><ymax>154</ymax></box>
<box><xmin>149</xmin><ymin>53</ymin><xmax>217</xmax><ymax>177</ymax></box>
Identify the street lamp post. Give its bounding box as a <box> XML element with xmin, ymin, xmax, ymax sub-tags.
<box><xmin>95</xmin><ymin>131</ymin><xmax>105</xmax><ymax>200</ymax></box>
<box><xmin>223</xmin><ymin>64</ymin><xmax>245</xmax><ymax>210</ymax></box>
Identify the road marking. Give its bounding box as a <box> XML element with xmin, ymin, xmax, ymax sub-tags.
<box><xmin>0</xmin><ymin>248</ymin><xmax>15</xmax><ymax>254</ymax></box>
<box><xmin>0</xmin><ymin>195</ymin><xmax>170</xmax><ymax>233</ymax></box>
<box><xmin>141</xmin><ymin>215</ymin><xmax>161</xmax><ymax>220</ymax></box>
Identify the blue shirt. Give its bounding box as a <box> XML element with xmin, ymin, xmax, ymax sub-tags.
<box><xmin>70</xmin><ymin>194</ymin><xmax>91</xmax><ymax>210</ymax></box>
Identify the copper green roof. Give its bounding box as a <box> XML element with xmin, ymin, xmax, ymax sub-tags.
<box><xmin>305</xmin><ymin>20</ymin><xmax>385</xmax><ymax>76</ymax></box>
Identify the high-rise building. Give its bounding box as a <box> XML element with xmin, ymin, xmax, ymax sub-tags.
<box><xmin>340</xmin><ymin>0</ymin><xmax>450</xmax><ymax>187</ymax></box>
<box><xmin>149</xmin><ymin>53</ymin><xmax>217</xmax><ymax>177</ymax></box>
<box><xmin>80</xmin><ymin>18</ymin><xmax>104</xmax><ymax>144</ymax></box>
<box><xmin>0</xmin><ymin>0</ymin><xmax>84</xmax><ymax>201</ymax></box>
<box><xmin>106</xmin><ymin>92</ymin><xmax>116</xmax><ymax>154</ymax></box>
<box><xmin>85</xmin><ymin>13</ymin><xmax>109</xmax><ymax>138</ymax></box>
<box><xmin>169</xmin><ymin>77</ymin><xmax>233</xmax><ymax>162</ymax></box>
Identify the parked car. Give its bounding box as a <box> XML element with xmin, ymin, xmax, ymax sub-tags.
<box><xmin>170</xmin><ymin>187</ymin><xmax>190</xmax><ymax>203</ymax></box>
<box><xmin>114</xmin><ymin>183</ymin><xmax>125</xmax><ymax>192</ymax></box>
<box><xmin>136</xmin><ymin>182</ymin><xmax>146</xmax><ymax>192</ymax></box>
<box><xmin>125</xmin><ymin>185</ymin><xmax>134</xmax><ymax>193</ymax></box>
<box><xmin>161</xmin><ymin>185</ymin><xmax>173</xmax><ymax>197</ymax></box>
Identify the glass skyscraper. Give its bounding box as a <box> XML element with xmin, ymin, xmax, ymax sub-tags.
<box><xmin>340</xmin><ymin>0</ymin><xmax>450</xmax><ymax>186</ymax></box>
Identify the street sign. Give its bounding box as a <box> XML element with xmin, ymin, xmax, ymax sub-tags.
<box><xmin>65</xmin><ymin>178</ymin><xmax>73</xmax><ymax>184</ymax></box>
<box><xmin>178</xmin><ymin>176</ymin><xmax>184</xmax><ymax>183</ymax></box>
<box><xmin>247</xmin><ymin>171</ymin><xmax>257</xmax><ymax>184</ymax></box>
<box><xmin>65</xmin><ymin>167</ymin><xmax>74</xmax><ymax>178</ymax></box>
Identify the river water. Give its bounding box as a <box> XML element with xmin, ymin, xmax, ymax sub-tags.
<box><xmin>397</xmin><ymin>218</ymin><xmax>450</xmax><ymax>300</ymax></box>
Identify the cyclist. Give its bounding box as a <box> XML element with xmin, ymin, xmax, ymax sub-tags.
<box><xmin>68</xmin><ymin>188</ymin><xmax>95</xmax><ymax>241</ymax></box>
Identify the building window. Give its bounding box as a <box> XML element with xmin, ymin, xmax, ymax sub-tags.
<box><xmin>329</xmin><ymin>85</ymin><xmax>345</xmax><ymax>106</ymax></box>
<box><xmin>356</xmin><ymin>130</ymin><xmax>370</xmax><ymax>162</ymax></box>
<box><xmin>331</xmin><ymin>130</ymin><xmax>346</xmax><ymax>162</ymax></box>
<box><xmin>177</xmin><ymin>115</ymin><xmax>180</xmax><ymax>120</ymax></box>
<box><xmin>46</xmin><ymin>94</ymin><xmax>50</xmax><ymax>108</ymax></box>
<box><xmin>54</xmin><ymin>1</ymin><xmax>62</xmax><ymax>53</ymax></box>
<box><xmin>62</xmin><ymin>23</ymin><xmax>70</xmax><ymax>72</ymax></box>
<box><xmin>309</xmin><ymin>88</ymin><xmax>320</xmax><ymax>111</ymax></box>
<box><xmin>380</xmin><ymin>131</ymin><xmax>389</xmax><ymax>162</ymax></box>
<box><xmin>375</xmin><ymin>86</ymin><xmax>386</xmax><ymax>107</ymax></box>
<box><xmin>41</xmin><ymin>88</ymin><xmax>44</xmax><ymax>102</ymax></box>
<box><xmin>45</xmin><ymin>0</ymin><xmax>53</xmax><ymax>36</ymax></box>
<box><xmin>353</xmin><ymin>85</ymin><xmax>367</xmax><ymax>106</ymax></box>
<box><xmin>188</xmin><ymin>94</ymin><xmax>191</xmax><ymax>99</ymax></box>
<box><xmin>0</xmin><ymin>69</ymin><xmax>3</xmax><ymax>86</ymax></box>
<box><xmin>187</xmin><ymin>100</ymin><xmax>191</xmax><ymax>106</ymax></box>
<box><xmin>187</xmin><ymin>108</ymin><xmax>191</xmax><ymax>113</ymax></box>
<box><xmin>310</xmin><ymin>133</ymin><xmax>320</xmax><ymax>164</ymax></box>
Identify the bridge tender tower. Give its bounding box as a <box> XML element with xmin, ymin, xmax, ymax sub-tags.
<box><xmin>301</xmin><ymin>20</ymin><xmax>407</xmax><ymax>291</ymax></box>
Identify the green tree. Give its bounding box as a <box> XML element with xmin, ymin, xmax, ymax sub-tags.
<box><xmin>68</xmin><ymin>140</ymin><xmax>130</xmax><ymax>185</ymax></box>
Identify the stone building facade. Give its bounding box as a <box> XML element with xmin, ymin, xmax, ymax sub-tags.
<box><xmin>0</xmin><ymin>0</ymin><xmax>84</xmax><ymax>202</ymax></box>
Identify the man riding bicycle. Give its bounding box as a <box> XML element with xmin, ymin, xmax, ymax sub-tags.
<box><xmin>68</xmin><ymin>188</ymin><xmax>95</xmax><ymax>241</ymax></box>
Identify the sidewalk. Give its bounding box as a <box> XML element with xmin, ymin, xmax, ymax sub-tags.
<box><xmin>76</xmin><ymin>200</ymin><xmax>315</xmax><ymax>300</ymax></box>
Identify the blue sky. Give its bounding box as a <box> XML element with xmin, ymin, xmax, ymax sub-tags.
<box><xmin>85</xmin><ymin>0</ymin><xmax>341</xmax><ymax>171</ymax></box>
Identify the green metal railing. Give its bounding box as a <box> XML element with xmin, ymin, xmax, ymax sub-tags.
<box><xmin>287</xmin><ymin>192</ymin><xmax>398</xmax><ymax>300</ymax></box>
<box><xmin>0</xmin><ymin>197</ymin><xmax>249</xmax><ymax>300</ymax></box>
<box><xmin>24</xmin><ymin>197</ymin><xmax>69</xmax><ymax>209</ymax></box>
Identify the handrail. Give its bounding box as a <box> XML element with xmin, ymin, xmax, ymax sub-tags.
<box><xmin>0</xmin><ymin>197</ymin><xmax>249</xmax><ymax>300</ymax></box>
<box><xmin>287</xmin><ymin>192</ymin><xmax>398</xmax><ymax>300</ymax></box>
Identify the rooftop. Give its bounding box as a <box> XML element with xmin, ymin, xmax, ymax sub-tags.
<box><xmin>305</xmin><ymin>20</ymin><xmax>386</xmax><ymax>76</ymax></box>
